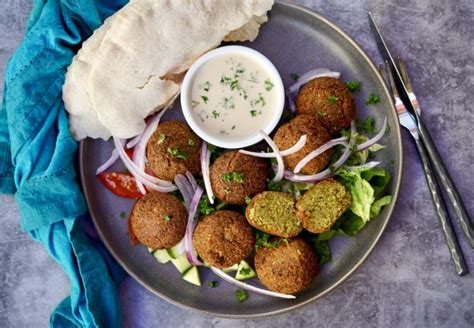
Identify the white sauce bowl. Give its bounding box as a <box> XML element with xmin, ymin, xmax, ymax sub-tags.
<box><xmin>181</xmin><ymin>45</ymin><xmax>285</xmax><ymax>149</ymax></box>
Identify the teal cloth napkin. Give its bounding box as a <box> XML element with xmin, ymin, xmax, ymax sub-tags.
<box><xmin>1</xmin><ymin>0</ymin><xmax>128</xmax><ymax>326</ymax></box>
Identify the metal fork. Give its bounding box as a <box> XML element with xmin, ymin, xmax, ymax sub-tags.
<box><xmin>379</xmin><ymin>60</ymin><xmax>468</xmax><ymax>275</ymax></box>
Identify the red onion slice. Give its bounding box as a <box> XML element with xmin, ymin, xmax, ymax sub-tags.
<box><xmin>210</xmin><ymin>267</ymin><xmax>296</xmax><ymax>299</ymax></box>
<box><xmin>200</xmin><ymin>141</ymin><xmax>214</xmax><ymax>204</ymax></box>
<box><xmin>174</xmin><ymin>174</ymin><xmax>193</xmax><ymax>208</ymax></box>
<box><xmin>113</xmin><ymin>137</ymin><xmax>177</xmax><ymax>193</ymax></box>
<box><xmin>185</xmin><ymin>171</ymin><xmax>198</xmax><ymax>191</ymax></box>
<box><xmin>344</xmin><ymin>161</ymin><xmax>380</xmax><ymax>171</ymax></box>
<box><xmin>294</xmin><ymin>136</ymin><xmax>348</xmax><ymax>174</ymax></box>
<box><xmin>259</xmin><ymin>130</ymin><xmax>284</xmax><ymax>182</ymax></box>
<box><xmin>239</xmin><ymin>135</ymin><xmax>307</xmax><ymax>158</ymax></box>
<box><xmin>96</xmin><ymin>149</ymin><xmax>119</xmax><ymax>175</ymax></box>
<box><xmin>356</xmin><ymin>116</ymin><xmax>388</xmax><ymax>151</ymax></box>
<box><xmin>126</xmin><ymin>135</ymin><xmax>141</xmax><ymax>149</ymax></box>
<box><xmin>184</xmin><ymin>187</ymin><xmax>204</xmax><ymax>266</ymax></box>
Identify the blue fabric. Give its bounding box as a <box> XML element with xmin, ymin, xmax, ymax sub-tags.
<box><xmin>1</xmin><ymin>0</ymin><xmax>128</xmax><ymax>327</ymax></box>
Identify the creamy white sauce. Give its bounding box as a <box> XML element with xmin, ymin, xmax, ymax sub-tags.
<box><xmin>190</xmin><ymin>54</ymin><xmax>277</xmax><ymax>141</ymax></box>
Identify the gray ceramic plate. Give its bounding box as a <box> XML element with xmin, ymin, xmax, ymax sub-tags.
<box><xmin>80</xmin><ymin>2</ymin><xmax>402</xmax><ymax>318</ymax></box>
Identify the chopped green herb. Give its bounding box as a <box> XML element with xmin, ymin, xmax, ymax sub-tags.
<box><xmin>281</xmin><ymin>111</ymin><xmax>294</xmax><ymax>123</ymax></box>
<box><xmin>202</xmin><ymin>81</ymin><xmax>211</xmax><ymax>92</ymax></box>
<box><xmin>119</xmin><ymin>211</ymin><xmax>126</xmax><ymax>219</ymax></box>
<box><xmin>290</xmin><ymin>72</ymin><xmax>299</xmax><ymax>81</ymax></box>
<box><xmin>230</xmin><ymin>79</ymin><xmax>240</xmax><ymax>91</ymax></box>
<box><xmin>157</xmin><ymin>133</ymin><xmax>166</xmax><ymax>144</ymax></box>
<box><xmin>267</xmin><ymin>179</ymin><xmax>284</xmax><ymax>191</ymax></box>
<box><xmin>198</xmin><ymin>196</ymin><xmax>215</xmax><ymax>216</ymax></box>
<box><xmin>327</xmin><ymin>95</ymin><xmax>339</xmax><ymax>105</ymax></box>
<box><xmin>239</xmin><ymin>268</ymin><xmax>251</xmax><ymax>276</ymax></box>
<box><xmin>356</xmin><ymin>117</ymin><xmax>376</xmax><ymax>133</ymax></box>
<box><xmin>258</xmin><ymin>94</ymin><xmax>266</xmax><ymax>106</ymax></box>
<box><xmin>187</xmin><ymin>138</ymin><xmax>195</xmax><ymax>146</ymax></box>
<box><xmin>222</xmin><ymin>172</ymin><xmax>244</xmax><ymax>183</ymax></box>
<box><xmin>208</xmin><ymin>144</ymin><xmax>224</xmax><ymax>161</ymax></box>
<box><xmin>245</xmin><ymin>195</ymin><xmax>252</xmax><ymax>204</ymax></box>
<box><xmin>255</xmin><ymin>230</ymin><xmax>284</xmax><ymax>250</ymax></box>
<box><xmin>167</xmin><ymin>147</ymin><xmax>187</xmax><ymax>160</ymax></box>
<box><xmin>365</xmin><ymin>93</ymin><xmax>381</xmax><ymax>105</ymax></box>
<box><xmin>222</xmin><ymin>96</ymin><xmax>235</xmax><ymax>109</ymax></box>
<box><xmin>264</xmin><ymin>79</ymin><xmax>274</xmax><ymax>91</ymax></box>
<box><xmin>250</xmin><ymin>110</ymin><xmax>258</xmax><ymax>117</ymax></box>
<box><xmin>201</xmin><ymin>95</ymin><xmax>209</xmax><ymax>104</ymax></box>
<box><xmin>207</xmin><ymin>281</ymin><xmax>219</xmax><ymax>288</ymax></box>
<box><xmin>163</xmin><ymin>215</ymin><xmax>171</xmax><ymax>222</ymax></box>
<box><xmin>317</xmin><ymin>111</ymin><xmax>327</xmax><ymax>117</ymax></box>
<box><xmin>345</xmin><ymin>80</ymin><xmax>361</xmax><ymax>92</ymax></box>
<box><xmin>212</xmin><ymin>110</ymin><xmax>220</xmax><ymax>119</ymax></box>
<box><xmin>191</xmin><ymin>100</ymin><xmax>200</xmax><ymax>108</ymax></box>
<box><xmin>220</xmin><ymin>76</ymin><xmax>232</xmax><ymax>85</ymax></box>
<box><xmin>235</xmin><ymin>289</ymin><xmax>248</xmax><ymax>303</ymax></box>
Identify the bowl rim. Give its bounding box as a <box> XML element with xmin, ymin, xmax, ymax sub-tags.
<box><xmin>79</xmin><ymin>2</ymin><xmax>403</xmax><ymax>319</ymax></box>
<box><xmin>180</xmin><ymin>45</ymin><xmax>285</xmax><ymax>149</ymax></box>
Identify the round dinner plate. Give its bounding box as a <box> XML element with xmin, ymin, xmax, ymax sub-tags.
<box><xmin>80</xmin><ymin>2</ymin><xmax>402</xmax><ymax>318</ymax></box>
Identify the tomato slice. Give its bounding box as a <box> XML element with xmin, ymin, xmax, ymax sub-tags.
<box><xmin>98</xmin><ymin>172</ymin><xmax>143</xmax><ymax>199</ymax></box>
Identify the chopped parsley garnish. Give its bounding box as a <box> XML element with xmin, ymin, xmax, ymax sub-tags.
<box><xmin>365</xmin><ymin>93</ymin><xmax>381</xmax><ymax>105</ymax></box>
<box><xmin>235</xmin><ymin>289</ymin><xmax>248</xmax><ymax>303</ymax></box>
<box><xmin>208</xmin><ymin>144</ymin><xmax>224</xmax><ymax>161</ymax></box>
<box><xmin>255</xmin><ymin>230</ymin><xmax>287</xmax><ymax>250</ymax></box>
<box><xmin>345</xmin><ymin>80</ymin><xmax>361</xmax><ymax>92</ymax></box>
<box><xmin>222</xmin><ymin>172</ymin><xmax>244</xmax><ymax>183</ymax></box>
<box><xmin>163</xmin><ymin>215</ymin><xmax>171</xmax><ymax>222</ymax></box>
<box><xmin>198</xmin><ymin>196</ymin><xmax>215</xmax><ymax>216</ymax></box>
<box><xmin>245</xmin><ymin>195</ymin><xmax>252</xmax><ymax>204</ymax></box>
<box><xmin>157</xmin><ymin>133</ymin><xmax>166</xmax><ymax>144</ymax></box>
<box><xmin>187</xmin><ymin>138</ymin><xmax>195</xmax><ymax>146</ymax></box>
<box><xmin>220</xmin><ymin>76</ymin><xmax>232</xmax><ymax>85</ymax></box>
<box><xmin>239</xmin><ymin>268</ymin><xmax>251</xmax><ymax>275</ymax></box>
<box><xmin>207</xmin><ymin>281</ymin><xmax>219</xmax><ymax>288</ymax></box>
<box><xmin>264</xmin><ymin>79</ymin><xmax>274</xmax><ymax>91</ymax></box>
<box><xmin>327</xmin><ymin>95</ymin><xmax>339</xmax><ymax>105</ymax></box>
<box><xmin>191</xmin><ymin>100</ymin><xmax>200</xmax><ymax>108</ymax></box>
<box><xmin>267</xmin><ymin>179</ymin><xmax>284</xmax><ymax>191</ymax></box>
<box><xmin>201</xmin><ymin>95</ymin><xmax>209</xmax><ymax>104</ymax></box>
<box><xmin>222</xmin><ymin>96</ymin><xmax>235</xmax><ymax>109</ymax></box>
<box><xmin>317</xmin><ymin>111</ymin><xmax>327</xmax><ymax>117</ymax></box>
<box><xmin>290</xmin><ymin>72</ymin><xmax>299</xmax><ymax>81</ymax></box>
<box><xmin>356</xmin><ymin>117</ymin><xmax>376</xmax><ymax>133</ymax></box>
<box><xmin>212</xmin><ymin>110</ymin><xmax>220</xmax><ymax>119</ymax></box>
<box><xmin>250</xmin><ymin>110</ymin><xmax>258</xmax><ymax>117</ymax></box>
<box><xmin>230</xmin><ymin>79</ymin><xmax>240</xmax><ymax>91</ymax></box>
<box><xmin>167</xmin><ymin>147</ymin><xmax>187</xmax><ymax>160</ymax></box>
<box><xmin>202</xmin><ymin>81</ymin><xmax>211</xmax><ymax>92</ymax></box>
<box><xmin>119</xmin><ymin>211</ymin><xmax>126</xmax><ymax>219</ymax></box>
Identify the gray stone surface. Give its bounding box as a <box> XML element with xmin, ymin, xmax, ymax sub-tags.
<box><xmin>0</xmin><ymin>0</ymin><xmax>473</xmax><ymax>327</ymax></box>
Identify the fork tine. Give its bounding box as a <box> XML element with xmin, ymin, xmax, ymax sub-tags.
<box><xmin>396</xmin><ymin>58</ymin><xmax>414</xmax><ymax>93</ymax></box>
<box><xmin>385</xmin><ymin>61</ymin><xmax>400</xmax><ymax>98</ymax></box>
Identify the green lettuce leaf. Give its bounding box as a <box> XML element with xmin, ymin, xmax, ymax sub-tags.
<box><xmin>370</xmin><ymin>195</ymin><xmax>392</xmax><ymax>219</ymax></box>
<box><xmin>361</xmin><ymin>169</ymin><xmax>391</xmax><ymax>197</ymax></box>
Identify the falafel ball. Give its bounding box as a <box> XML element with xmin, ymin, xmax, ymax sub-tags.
<box><xmin>255</xmin><ymin>237</ymin><xmax>318</xmax><ymax>294</ymax></box>
<box><xmin>296</xmin><ymin>178</ymin><xmax>352</xmax><ymax>233</ymax></box>
<box><xmin>193</xmin><ymin>210</ymin><xmax>255</xmax><ymax>268</ymax></box>
<box><xmin>146</xmin><ymin>120</ymin><xmax>201</xmax><ymax>181</ymax></box>
<box><xmin>210</xmin><ymin>151</ymin><xmax>268</xmax><ymax>205</ymax></box>
<box><xmin>129</xmin><ymin>192</ymin><xmax>187</xmax><ymax>249</ymax></box>
<box><xmin>296</xmin><ymin>77</ymin><xmax>356</xmax><ymax>135</ymax></box>
<box><xmin>246</xmin><ymin>191</ymin><xmax>302</xmax><ymax>238</ymax></box>
<box><xmin>273</xmin><ymin>115</ymin><xmax>332</xmax><ymax>174</ymax></box>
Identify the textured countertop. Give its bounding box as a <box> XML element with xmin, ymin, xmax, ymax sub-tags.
<box><xmin>1</xmin><ymin>0</ymin><xmax>473</xmax><ymax>327</ymax></box>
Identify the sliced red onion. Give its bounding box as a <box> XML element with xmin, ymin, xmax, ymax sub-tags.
<box><xmin>239</xmin><ymin>135</ymin><xmax>307</xmax><ymax>158</ymax></box>
<box><xmin>201</xmin><ymin>141</ymin><xmax>214</xmax><ymax>204</ymax></box>
<box><xmin>184</xmin><ymin>187</ymin><xmax>204</xmax><ymax>266</ymax></box>
<box><xmin>293</xmin><ymin>136</ymin><xmax>348</xmax><ymax>174</ymax></box>
<box><xmin>210</xmin><ymin>267</ymin><xmax>296</xmax><ymax>299</ymax></box>
<box><xmin>287</xmin><ymin>69</ymin><xmax>341</xmax><ymax>112</ymax></box>
<box><xmin>174</xmin><ymin>174</ymin><xmax>193</xmax><ymax>208</ymax></box>
<box><xmin>344</xmin><ymin>161</ymin><xmax>380</xmax><ymax>171</ymax></box>
<box><xmin>113</xmin><ymin>137</ymin><xmax>177</xmax><ymax>193</ymax></box>
<box><xmin>356</xmin><ymin>116</ymin><xmax>388</xmax><ymax>151</ymax></box>
<box><xmin>126</xmin><ymin>135</ymin><xmax>141</xmax><ymax>149</ymax></box>
<box><xmin>185</xmin><ymin>171</ymin><xmax>198</xmax><ymax>192</ymax></box>
<box><xmin>260</xmin><ymin>130</ymin><xmax>284</xmax><ymax>182</ymax></box>
<box><xmin>96</xmin><ymin>149</ymin><xmax>119</xmax><ymax>175</ymax></box>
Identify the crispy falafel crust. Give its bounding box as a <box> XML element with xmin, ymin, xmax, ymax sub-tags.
<box><xmin>210</xmin><ymin>151</ymin><xmax>268</xmax><ymax>205</ymax></box>
<box><xmin>130</xmin><ymin>192</ymin><xmax>188</xmax><ymax>249</ymax></box>
<box><xmin>255</xmin><ymin>237</ymin><xmax>318</xmax><ymax>294</ymax></box>
<box><xmin>296</xmin><ymin>178</ymin><xmax>352</xmax><ymax>233</ymax></box>
<box><xmin>147</xmin><ymin>120</ymin><xmax>201</xmax><ymax>181</ymax></box>
<box><xmin>296</xmin><ymin>77</ymin><xmax>356</xmax><ymax>135</ymax></box>
<box><xmin>192</xmin><ymin>210</ymin><xmax>255</xmax><ymax>268</ymax></box>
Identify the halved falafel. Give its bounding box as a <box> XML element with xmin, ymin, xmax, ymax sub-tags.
<box><xmin>129</xmin><ymin>192</ymin><xmax>187</xmax><ymax>249</ymax></box>
<box><xmin>192</xmin><ymin>210</ymin><xmax>255</xmax><ymax>268</ymax></box>
<box><xmin>273</xmin><ymin>114</ymin><xmax>332</xmax><ymax>174</ymax></box>
<box><xmin>147</xmin><ymin>120</ymin><xmax>201</xmax><ymax>181</ymax></box>
<box><xmin>246</xmin><ymin>191</ymin><xmax>302</xmax><ymax>238</ymax></box>
<box><xmin>296</xmin><ymin>178</ymin><xmax>352</xmax><ymax>233</ymax></box>
<box><xmin>296</xmin><ymin>77</ymin><xmax>356</xmax><ymax>135</ymax></box>
<box><xmin>255</xmin><ymin>237</ymin><xmax>317</xmax><ymax>294</ymax></box>
<box><xmin>210</xmin><ymin>151</ymin><xmax>268</xmax><ymax>205</ymax></box>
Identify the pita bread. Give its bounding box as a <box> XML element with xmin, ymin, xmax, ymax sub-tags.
<box><xmin>63</xmin><ymin>0</ymin><xmax>274</xmax><ymax>140</ymax></box>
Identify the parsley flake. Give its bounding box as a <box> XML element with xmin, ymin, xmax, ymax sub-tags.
<box><xmin>187</xmin><ymin>138</ymin><xmax>195</xmax><ymax>146</ymax></box>
<box><xmin>212</xmin><ymin>110</ymin><xmax>220</xmax><ymax>119</ymax></box>
<box><xmin>365</xmin><ymin>93</ymin><xmax>381</xmax><ymax>105</ymax></box>
<box><xmin>202</xmin><ymin>81</ymin><xmax>211</xmax><ymax>92</ymax></box>
<box><xmin>327</xmin><ymin>96</ymin><xmax>339</xmax><ymax>105</ymax></box>
<box><xmin>345</xmin><ymin>80</ymin><xmax>361</xmax><ymax>92</ymax></box>
<box><xmin>264</xmin><ymin>79</ymin><xmax>274</xmax><ymax>91</ymax></box>
<box><xmin>201</xmin><ymin>95</ymin><xmax>209</xmax><ymax>104</ymax></box>
<box><xmin>119</xmin><ymin>211</ymin><xmax>126</xmax><ymax>219</ymax></box>
<box><xmin>157</xmin><ymin>133</ymin><xmax>166</xmax><ymax>144</ymax></box>
<box><xmin>207</xmin><ymin>281</ymin><xmax>219</xmax><ymax>288</ymax></box>
<box><xmin>250</xmin><ymin>110</ymin><xmax>258</xmax><ymax>117</ymax></box>
<box><xmin>191</xmin><ymin>100</ymin><xmax>200</xmax><ymax>108</ymax></box>
<box><xmin>163</xmin><ymin>215</ymin><xmax>171</xmax><ymax>222</ymax></box>
<box><xmin>222</xmin><ymin>172</ymin><xmax>244</xmax><ymax>183</ymax></box>
<box><xmin>235</xmin><ymin>290</ymin><xmax>248</xmax><ymax>303</ymax></box>
<box><xmin>290</xmin><ymin>72</ymin><xmax>299</xmax><ymax>81</ymax></box>
<box><xmin>245</xmin><ymin>195</ymin><xmax>252</xmax><ymax>204</ymax></box>
<box><xmin>167</xmin><ymin>147</ymin><xmax>187</xmax><ymax>160</ymax></box>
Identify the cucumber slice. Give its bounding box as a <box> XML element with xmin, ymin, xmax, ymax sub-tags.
<box><xmin>171</xmin><ymin>253</ymin><xmax>192</xmax><ymax>273</ymax></box>
<box><xmin>153</xmin><ymin>249</ymin><xmax>171</xmax><ymax>264</ymax></box>
<box><xmin>182</xmin><ymin>266</ymin><xmax>201</xmax><ymax>286</ymax></box>
<box><xmin>166</xmin><ymin>243</ymin><xmax>183</xmax><ymax>259</ymax></box>
<box><xmin>235</xmin><ymin>260</ymin><xmax>256</xmax><ymax>280</ymax></box>
<box><xmin>222</xmin><ymin>263</ymin><xmax>239</xmax><ymax>273</ymax></box>
<box><xmin>147</xmin><ymin>247</ymin><xmax>155</xmax><ymax>254</ymax></box>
